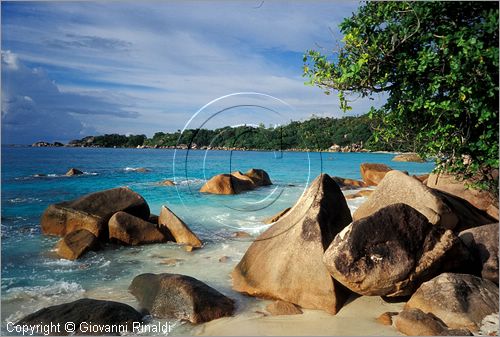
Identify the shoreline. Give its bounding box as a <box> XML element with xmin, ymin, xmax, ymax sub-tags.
<box><xmin>6</xmin><ymin>144</ymin><xmax>404</xmax><ymax>155</ymax></box>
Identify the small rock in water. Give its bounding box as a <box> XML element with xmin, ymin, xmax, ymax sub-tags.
<box><xmin>233</xmin><ymin>231</ymin><xmax>251</xmax><ymax>238</ymax></box>
<box><xmin>133</xmin><ymin>167</ymin><xmax>150</xmax><ymax>173</ymax></box>
<box><xmin>160</xmin><ymin>258</ymin><xmax>184</xmax><ymax>266</ymax></box>
<box><xmin>159</xmin><ymin>179</ymin><xmax>175</xmax><ymax>186</ymax></box>
<box><xmin>65</xmin><ymin>168</ymin><xmax>83</xmax><ymax>176</ymax></box>
<box><xmin>219</xmin><ymin>256</ymin><xmax>231</xmax><ymax>263</ymax></box>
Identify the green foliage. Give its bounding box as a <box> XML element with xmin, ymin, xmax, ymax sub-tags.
<box><xmin>69</xmin><ymin>115</ymin><xmax>391</xmax><ymax>151</ymax></box>
<box><xmin>304</xmin><ymin>1</ymin><xmax>499</xmax><ymax>193</ymax></box>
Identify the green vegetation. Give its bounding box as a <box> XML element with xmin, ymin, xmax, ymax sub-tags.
<box><xmin>68</xmin><ymin>115</ymin><xmax>395</xmax><ymax>151</ymax></box>
<box><xmin>303</xmin><ymin>1</ymin><xmax>499</xmax><ymax>193</ymax></box>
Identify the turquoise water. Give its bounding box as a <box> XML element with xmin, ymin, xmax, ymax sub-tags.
<box><xmin>1</xmin><ymin>146</ymin><xmax>434</xmax><ymax>334</ymax></box>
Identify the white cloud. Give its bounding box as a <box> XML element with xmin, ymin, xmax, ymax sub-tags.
<box><xmin>1</xmin><ymin>51</ymin><xmax>138</xmax><ymax>143</ymax></box>
<box><xmin>1</xmin><ymin>1</ymin><xmax>385</xmax><ymax>142</ymax></box>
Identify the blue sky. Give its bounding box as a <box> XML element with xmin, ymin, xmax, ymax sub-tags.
<box><xmin>1</xmin><ymin>1</ymin><xmax>385</xmax><ymax>144</ymax></box>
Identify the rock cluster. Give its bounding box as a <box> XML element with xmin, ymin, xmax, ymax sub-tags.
<box><xmin>40</xmin><ymin>187</ymin><xmax>202</xmax><ymax>260</ymax></box>
<box><xmin>200</xmin><ymin>168</ymin><xmax>271</xmax><ymax>194</ymax></box>
<box><xmin>26</xmin><ymin>163</ymin><xmax>498</xmax><ymax>334</ymax></box>
<box><xmin>231</xmin><ymin>164</ymin><xmax>499</xmax><ymax>335</ymax></box>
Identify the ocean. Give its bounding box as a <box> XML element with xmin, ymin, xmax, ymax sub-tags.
<box><xmin>1</xmin><ymin>146</ymin><xmax>434</xmax><ymax>335</ymax></box>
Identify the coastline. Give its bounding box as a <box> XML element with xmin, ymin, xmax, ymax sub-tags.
<box><xmin>9</xmin><ymin>144</ymin><xmax>404</xmax><ymax>155</ymax></box>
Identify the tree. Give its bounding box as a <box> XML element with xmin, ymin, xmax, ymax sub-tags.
<box><xmin>303</xmin><ymin>1</ymin><xmax>499</xmax><ymax>194</ymax></box>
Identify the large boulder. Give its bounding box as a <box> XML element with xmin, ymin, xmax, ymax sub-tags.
<box><xmin>41</xmin><ymin>187</ymin><xmax>150</xmax><ymax>238</ymax></box>
<box><xmin>427</xmin><ymin>173</ymin><xmax>499</xmax><ymax>220</ymax></box>
<box><xmin>405</xmin><ymin>273</ymin><xmax>499</xmax><ymax>332</ymax></box>
<box><xmin>56</xmin><ymin>229</ymin><xmax>99</xmax><ymax>260</ymax></box>
<box><xmin>459</xmin><ymin>223</ymin><xmax>499</xmax><ymax>284</ymax></box>
<box><xmin>360</xmin><ymin>163</ymin><xmax>393</xmax><ymax>186</ymax></box>
<box><xmin>16</xmin><ymin>298</ymin><xmax>143</xmax><ymax>336</ymax></box>
<box><xmin>231</xmin><ymin>174</ymin><xmax>352</xmax><ymax>314</ymax></box>
<box><xmin>459</xmin><ymin>222</ymin><xmax>498</xmax><ymax>284</ymax></box>
<box><xmin>129</xmin><ymin>273</ymin><xmax>234</xmax><ymax>324</ymax></box>
<box><xmin>353</xmin><ymin>170</ymin><xmax>493</xmax><ymax>230</ymax></box>
<box><xmin>392</xmin><ymin>153</ymin><xmax>425</xmax><ymax>163</ymax></box>
<box><xmin>109</xmin><ymin>211</ymin><xmax>169</xmax><ymax>245</ymax></box>
<box><xmin>324</xmin><ymin>203</ymin><xmax>472</xmax><ymax>297</ymax></box>
<box><xmin>394</xmin><ymin>308</ymin><xmax>473</xmax><ymax>336</ymax></box>
<box><xmin>200</xmin><ymin>169</ymin><xmax>271</xmax><ymax>194</ymax></box>
<box><xmin>158</xmin><ymin>206</ymin><xmax>202</xmax><ymax>248</ymax></box>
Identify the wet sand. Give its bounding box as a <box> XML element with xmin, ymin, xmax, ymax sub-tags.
<box><xmin>195</xmin><ymin>295</ymin><xmax>404</xmax><ymax>336</ymax></box>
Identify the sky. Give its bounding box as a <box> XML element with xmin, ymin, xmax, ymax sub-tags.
<box><xmin>1</xmin><ymin>1</ymin><xmax>386</xmax><ymax>144</ymax></box>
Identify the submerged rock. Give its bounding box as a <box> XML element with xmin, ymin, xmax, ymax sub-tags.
<box><xmin>459</xmin><ymin>223</ymin><xmax>499</xmax><ymax>284</ymax></box>
<box><xmin>16</xmin><ymin>298</ymin><xmax>143</xmax><ymax>336</ymax></box>
<box><xmin>41</xmin><ymin>187</ymin><xmax>150</xmax><ymax>238</ymax></box>
<box><xmin>109</xmin><ymin>211</ymin><xmax>169</xmax><ymax>245</ymax></box>
<box><xmin>159</xmin><ymin>205</ymin><xmax>202</xmax><ymax>248</ymax></box>
<box><xmin>158</xmin><ymin>179</ymin><xmax>175</xmax><ymax>186</ymax></box>
<box><xmin>324</xmin><ymin>203</ymin><xmax>472</xmax><ymax>297</ymax></box>
<box><xmin>56</xmin><ymin>229</ymin><xmax>100</xmax><ymax>260</ymax></box>
<box><xmin>65</xmin><ymin>168</ymin><xmax>83</xmax><ymax>176</ymax></box>
<box><xmin>129</xmin><ymin>273</ymin><xmax>235</xmax><ymax>323</ymax></box>
<box><xmin>405</xmin><ymin>273</ymin><xmax>499</xmax><ymax>332</ymax></box>
<box><xmin>200</xmin><ymin>168</ymin><xmax>271</xmax><ymax>194</ymax></box>
<box><xmin>360</xmin><ymin>163</ymin><xmax>394</xmax><ymax>186</ymax></box>
<box><xmin>233</xmin><ymin>231</ymin><xmax>251</xmax><ymax>238</ymax></box>
<box><xmin>232</xmin><ymin>174</ymin><xmax>352</xmax><ymax>314</ymax></box>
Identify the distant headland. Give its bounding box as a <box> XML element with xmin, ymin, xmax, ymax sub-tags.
<box><xmin>30</xmin><ymin>115</ymin><xmax>411</xmax><ymax>153</ymax></box>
